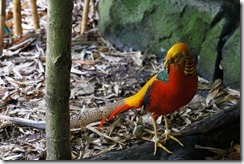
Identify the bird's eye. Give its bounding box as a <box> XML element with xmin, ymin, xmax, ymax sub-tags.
<box><xmin>174</xmin><ymin>54</ymin><xmax>179</xmax><ymax>58</ymax></box>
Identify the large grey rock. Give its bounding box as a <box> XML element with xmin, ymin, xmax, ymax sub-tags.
<box><xmin>197</xmin><ymin>18</ymin><xmax>226</xmax><ymax>82</ymax></box>
<box><xmin>98</xmin><ymin>0</ymin><xmax>240</xmax><ymax>89</ymax></box>
<box><xmin>221</xmin><ymin>25</ymin><xmax>240</xmax><ymax>89</ymax></box>
<box><xmin>197</xmin><ymin>1</ymin><xmax>240</xmax><ymax>83</ymax></box>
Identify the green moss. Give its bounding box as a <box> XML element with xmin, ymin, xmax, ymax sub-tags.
<box><xmin>198</xmin><ymin>19</ymin><xmax>224</xmax><ymax>81</ymax></box>
<box><xmin>98</xmin><ymin>0</ymin><xmax>113</xmax><ymax>33</ymax></box>
<box><xmin>181</xmin><ymin>13</ymin><xmax>209</xmax><ymax>54</ymax></box>
<box><xmin>198</xmin><ymin>43</ymin><xmax>218</xmax><ymax>81</ymax></box>
<box><xmin>222</xmin><ymin>26</ymin><xmax>240</xmax><ymax>89</ymax></box>
<box><xmin>108</xmin><ymin>0</ymin><xmax>160</xmax><ymax>25</ymax></box>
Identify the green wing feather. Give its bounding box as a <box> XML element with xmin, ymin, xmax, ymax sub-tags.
<box><xmin>156</xmin><ymin>69</ymin><xmax>169</xmax><ymax>82</ymax></box>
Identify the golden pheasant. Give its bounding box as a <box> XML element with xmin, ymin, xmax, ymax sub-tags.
<box><xmin>99</xmin><ymin>42</ymin><xmax>198</xmax><ymax>154</ymax></box>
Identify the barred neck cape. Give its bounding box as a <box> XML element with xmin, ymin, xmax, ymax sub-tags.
<box><xmin>183</xmin><ymin>49</ymin><xmax>198</xmax><ymax>77</ymax></box>
<box><xmin>164</xmin><ymin>42</ymin><xmax>197</xmax><ymax>77</ymax></box>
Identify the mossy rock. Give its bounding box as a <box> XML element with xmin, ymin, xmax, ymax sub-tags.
<box><xmin>98</xmin><ymin>0</ymin><xmax>240</xmax><ymax>89</ymax></box>
<box><xmin>221</xmin><ymin>26</ymin><xmax>240</xmax><ymax>89</ymax></box>
<box><xmin>197</xmin><ymin>18</ymin><xmax>227</xmax><ymax>82</ymax></box>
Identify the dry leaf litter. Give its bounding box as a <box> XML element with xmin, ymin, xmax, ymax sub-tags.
<box><xmin>0</xmin><ymin>0</ymin><xmax>240</xmax><ymax>160</ymax></box>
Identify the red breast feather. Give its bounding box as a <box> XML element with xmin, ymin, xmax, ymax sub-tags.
<box><xmin>144</xmin><ymin>64</ymin><xmax>198</xmax><ymax>120</ymax></box>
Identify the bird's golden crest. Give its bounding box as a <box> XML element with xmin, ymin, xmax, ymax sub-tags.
<box><xmin>163</xmin><ymin>43</ymin><xmax>197</xmax><ymax>76</ymax></box>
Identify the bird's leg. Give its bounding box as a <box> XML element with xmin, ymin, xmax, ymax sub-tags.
<box><xmin>162</xmin><ymin>115</ymin><xmax>183</xmax><ymax>147</ymax></box>
<box><xmin>151</xmin><ymin>116</ymin><xmax>173</xmax><ymax>155</ymax></box>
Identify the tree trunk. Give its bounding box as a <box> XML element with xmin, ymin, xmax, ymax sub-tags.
<box><xmin>45</xmin><ymin>0</ymin><xmax>73</xmax><ymax>160</ymax></box>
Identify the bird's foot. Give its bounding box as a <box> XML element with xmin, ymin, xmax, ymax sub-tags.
<box><xmin>162</xmin><ymin>129</ymin><xmax>183</xmax><ymax>147</ymax></box>
<box><xmin>152</xmin><ymin>136</ymin><xmax>173</xmax><ymax>155</ymax></box>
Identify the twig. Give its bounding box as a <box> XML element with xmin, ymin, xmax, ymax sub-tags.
<box><xmin>9</xmin><ymin>31</ymin><xmax>38</xmax><ymax>50</ymax></box>
<box><xmin>30</xmin><ymin>0</ymin><xmax>40</xmax><ymax>29</ymax></box>
<box><xmin>86</xmin><ymin>122</ymin><xmax>124</xmax><ymax>145</ymax></box>
<box><xmin>9</xmin><ymin>36</ymin><xmax>36</xmax><ymax>51</ymax></box>
<box><xmin>13</xmin><ymin>0</ymin><xmax>22</xmax><ymax>36</ymax></box>
<box><xmin>0</xmin><ymin>114</ymin><xmax>45</xmax><ymax>129</ymax></box>
<box><xmin>80</xmin><ymin>0</ymin><xmax>90</xmax><ymax>36</ymax></box>
<box><xmin>0</xmin><ymin>0</ymin><xmax>6</xmax><ymax>55</ymax></box>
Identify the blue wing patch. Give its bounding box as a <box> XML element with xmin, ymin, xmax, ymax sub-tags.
<box><xmin>156</xmin><ymin>69</ymin><xmax>169</xmax><ymax>82</ymax></box>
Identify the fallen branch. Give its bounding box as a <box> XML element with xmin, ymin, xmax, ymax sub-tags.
<box><xmin>84</xmin><ymin>103</ymin><xmax>240</xmax><ymax>160</ymax></box>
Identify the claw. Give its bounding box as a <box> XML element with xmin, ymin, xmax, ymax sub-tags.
<box><xmin>161</xmin><ymin>133</ymin><xmax>184</xmax><ymax>147</ymax></box>
<box><xmin>152</xmin><ymin>115</ymin><xmax>173</xmax><ymax>155</ymax></box>
<box><xmin>157</xmin><ymin>142</ymin><xmax>173</xmax><ymax>154</ymax></box>
<box><xmin>169</xmin><ymin>134</ymin><xmax>183</xmax><ymax>146</ymax></box>
<box><xmin>153</xmin><ymin>136</ymin><xmax>173</xmax><ymax>155</ymax></box>
<box><xmin>161</xmin><ymin>115</ymin><xmax>184</xmax><ymax>147</ymax></box>
<box><xmin>151</xmin><ymin>115</ymin><xmax>184</xmax><ymax>155</ymax></box>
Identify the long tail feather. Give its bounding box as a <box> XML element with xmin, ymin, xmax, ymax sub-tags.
<box><xmin>108</xmin><ymin>104</ymin><xmax>130</xmax><ymax>120</ymax></box>
<box><xmin>98</xmin><ymin>104</ymin><xmax>130</xmax><ymax>128</ymax></box>
<box><xmin>98</xmin><ymin>118</ymin><xmax>106</xmax><ymax>128</ymax></box>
